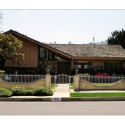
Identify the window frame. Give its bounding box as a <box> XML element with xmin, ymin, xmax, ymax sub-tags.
<box><xmin>104</xmin><ymin>61</ymin><xmax>123</xmax><ymax>69</ymax></box>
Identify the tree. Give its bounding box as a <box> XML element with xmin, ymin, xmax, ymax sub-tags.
<box><xmin>107</xmin><ymin>29</ymin><xmax>125</xmax><ymax>49</ymax></box>
<box><xmin>0</xmin><ymin>33</ymin><xmax>24</xmax><ymax>69</ymax></box>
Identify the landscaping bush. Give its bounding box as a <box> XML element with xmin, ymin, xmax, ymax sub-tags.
<box><xmin>25</xmin><ymin>90</ymin><xmax>34</xmax><ymax>96</ymax></box>
<box><xmin>10</xmin><ymin>86</ymin><xmax>53</xmax><ymax>96</ymax></box>
<box><xmin>11</xmin><ymin>87</ymin><xmax>30</xmax><ymax>96</ymax></box>
<box><xmin>0</xmin><ymin>88</ymin><xmax>12</xmax><ymax>97</ymax></box>
<box><xmin>33</xmin><ymin>87</ymin><xmax>53</xmax><ymax>96</ymax></box>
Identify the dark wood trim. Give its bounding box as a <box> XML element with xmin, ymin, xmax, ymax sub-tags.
<box><xmin>57</xmin><ymin>61</ymin><xmax>71</xmax><ymax>62</ymax></box>
<box><xmin>73</xmin><ymin>57</ymin><xmax>125</xmax><ymax>61</ymax></box>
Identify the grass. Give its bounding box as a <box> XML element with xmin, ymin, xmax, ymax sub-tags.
<box><xmin>70</xmin><ymin>93</ymin><xmax>125</xmax><ymax>97</ymax></box>
<box><xmin>51</xmin><ymin>82</ymin><xmax>115</xmax><ymax>89</ymax></box>
<box><xmin>51</xmin><ymin>83</ymin><xmax>58</xmax><ymax>89</ymax></box>
<box><xmin>70</xmin><ymin>83</ymin><xmax>74</xmax><ymax>89</ymax></box>
<box><xmin>92</xmin><ymin>83</ymin><xmax>115</xmax><ymax>86</ymax></box>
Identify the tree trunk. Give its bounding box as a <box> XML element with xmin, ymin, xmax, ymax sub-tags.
<box><xmin>0</xmin><ymin>58</ymin><xmax>5</xmax><ymax>70</ymax></box>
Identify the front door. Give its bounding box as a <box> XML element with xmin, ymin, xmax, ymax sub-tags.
<box><xmin>57</xmin><ymin>62</ymin><xmax>71</xmax><ymax>75</ymax></box>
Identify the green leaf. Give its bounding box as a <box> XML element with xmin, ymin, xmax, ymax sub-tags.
<box><xmin>12</xmin><ymin>53</ymin><xmax>19</xmax><ymax>57</ymax></box>
<box><xmin>0</xmin><ymin>48</ymin><xmax>3</xmax><ymax>52</ymax></box>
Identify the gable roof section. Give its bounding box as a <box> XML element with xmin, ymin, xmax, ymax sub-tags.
<box><xmin>47</xmin><ymin>44</ymin><xmax>125</xmax><ymax>58</ymax></box>
<box><xmin>3</xmin><ymin>30</ymin><xmax>72</xmax><ymax>59</ymax></box>
<box><xmin>3</xmin><ymin>30</ymin><xmax>125</xmax><ymax>59</ymax></box>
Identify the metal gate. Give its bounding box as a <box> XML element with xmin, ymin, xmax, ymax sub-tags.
<box><xmin>51</xmin><ymin>74</ymin><xmax>74</xmax><ymax>92</ymax></box>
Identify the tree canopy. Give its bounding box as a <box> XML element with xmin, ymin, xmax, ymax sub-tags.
<box><xmin>0</xmin><ymin>33</ymin><xmax>24</xmax><ymax>69</ymax></box>
<box><xmin>107</xmin><ymin>29</ymin><xmax>125</xmax><ymax>49</ymax></box>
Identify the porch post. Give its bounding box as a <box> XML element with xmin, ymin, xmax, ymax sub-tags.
<box><xmin>45</xmin><ymin>74</ymin><xmax>51</xmax><ymax>89</ymax></box>
<box><xmin>74</xmin><ymin>74</ymin><xmax>79</xmax><ymax>91</ymax></box>
<box><xmin>71</xmin><ymin>58</ymin><xmax>73</xmax><ymax>70</ymax></box>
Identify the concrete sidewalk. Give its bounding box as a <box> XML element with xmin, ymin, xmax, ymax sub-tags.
<box><xmin>8</xmin><ymin>90</ymin><xmax>125</xmax><ymax>98</ymax></box>
<box><xmin>0</xmin><ymin>90</ymin><xmax>125</xmax><ymax>101</ymax></box>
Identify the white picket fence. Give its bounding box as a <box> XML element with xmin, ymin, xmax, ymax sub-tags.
<box><xmin>0</xmin><ymin>74</ymin><xmax>45</xmax><ymax>84</ymax></box>
<box><xmin>79</xmin><ymin>75</ymin><xmax>125</xmax><ymax>83</ymax></box>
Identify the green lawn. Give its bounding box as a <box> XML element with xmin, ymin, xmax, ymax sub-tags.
<box><xmin>70</xmin><ymin>93</ymin><xmax>125</xmax><ymax>97</ymax></box>
<box><xmin>52</xmin><ymin>82</ymin><xmax>114</xmax><ymax>89</ymax></box>
<box><xmin>70</xmin><ymin>83</ymin><xmax>74</xmax><ymax>89</ymax></box>
<box><xmin>92</xmin><ymin>83</ymin><xmax>115</xmax><ymax>86</ymax></box>
<box><xmin>51</xmin><ymin>83</ymin><xmax>58</xmax><ymax>89</ymax></box>
<box><xmin>70</xmin><ymin>83</ymin><xmax>115</xmax><ymax>89</ymax></box>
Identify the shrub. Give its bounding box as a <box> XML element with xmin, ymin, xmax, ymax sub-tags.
<box><xmin>10</xmin><ymin>87</ymin><xmax>53</xmax><ymax>96</ymax></box>
<box><xmin>0</xmin><ymin>88</ymin><xmax>12</xmax><ymax>97</ymax></box>
<box><xmin>33</xmin><ymin>87</ymin><xmax>53</xmax><ymax>96</ymax></box>
<box><xmin>25</xmin><ymin>90</ymin><xmax>34</xmax><ymax>96</ymax></box>
<box><xmin>11</xmin><ymin>87</ymin><xmax>27</xmax><ymax>96</ymax></box>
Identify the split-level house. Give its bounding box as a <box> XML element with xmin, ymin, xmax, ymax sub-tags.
<box><xmin>1</xmin><ymin>29</ymin><xmax>125</xmax><ymax>75</ymax></box>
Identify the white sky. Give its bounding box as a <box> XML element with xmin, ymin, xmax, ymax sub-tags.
<box><xmin>1</xmin><ymin>1</ymin><xmax>125</xmax><ymax>44</ymax></box>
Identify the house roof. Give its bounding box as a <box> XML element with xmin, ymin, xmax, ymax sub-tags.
<box><xmin>3</xmin><ymin>29</ymin><xmax>72</xmax><ymax>59</ymax></box>
<box><xmin>47</xmin><ymin>44</ymin><xmax>125</xmax><ymax>58</ymax></box>
<box><xmin>3</xmin><ymin>29</ymin><xmax>125</xmax><ymax>59</ymax></box>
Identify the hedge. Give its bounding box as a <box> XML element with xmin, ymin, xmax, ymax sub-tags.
<box><xmin>33</xmin><ymin>87</ymin><xmax>53</xmax><ymax>96</ymax></box>
<box><xmin>10</xmin><ymin>87</ymin><xmax>53</xmax><ymax>96</ymax></box>
<box><xmin>0</xmin><ymin>87</ymin><xmax>53</xmax><ymax>97</ymax></box>
<box><xmin>0</xmin><ymin>88</ymin><xmax>13</xmax><ymax>97</ymax></box>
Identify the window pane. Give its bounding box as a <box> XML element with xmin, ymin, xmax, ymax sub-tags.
<box><xmin>78</xmin><ymin>61</ymin><xmax>92</xmax><ymax>69</ymax></box>
<box><xmin>88</xmin><ymin>62</ymin><xmax>92</xmax><ymax>69</ymax></box>
<box><xmin>114</xmin><ymin>63</ymin><xmax>118</xmax><ymax>69</ymax></box>
<box><xmin>40</xmin><ymin>47</ymin><xmax>47</xmax><ymax>60</ymax></box>
<box><xmin>104</xmin><ymin>62</ymin><xmax>108</xmax><ymax>69</ymax></box>
<box><xmin>119</xmin><ymin>62</ymin><xmax>123</xmax><ymax>69</ymax></box>
<box><xmin>49</xmin><ymin>51</ymin><xmax>56</xmax><ymax>61</ymax></box>
<box><xmin>109</xmin><ymin>63</ymin><xmax>113</xmax><ymax>69</ymax></box>
<box><xmin>78</xmin><ymin>65</ymin><xmax>81</xmax><ymax>69</ymax></box>
<box><xmin>57</xmin><ymin>55</ymin><xmax>69</xmax><ymax>61</ymax></box>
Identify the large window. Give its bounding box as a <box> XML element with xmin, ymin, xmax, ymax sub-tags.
<box><xmin>114</xmin><ymin>63</ymin><xmax>118</xmax><ymax>69</ymax></box>
<box><xmin>39</xmin><ymin>47</ymin><xmax>56</xmax><ymax>61</ymax></box>
<box><xmin>73</xmin><ymin>61</ymin><xmax>92</xmax><ymax>69</ymax></box>
<box><xmin>40</xmin><ymin>48</ymin><xmax>47</xmax><ymax>60</ymax></box>
<box><xmin>56</xmin><ymin>54</ymin><xmax>70</xmax><ymax>61</ymax></box>
<box><xmin>109</xmin><ymin>62</ymin><xmax>113</xmax><ymax>69</ymax></box>
<box><xmin>119</xmin><ymin>62</ymin><xmax>123</xmax><ymax>69</ymax></box>
<box><xmin>104</xmin><ymin>62</ymin><xmax>123</xmax><ymax>69</ymax></box>
<box><xmin>39</xmin><ymin>47</ymin><xmax>70</xmax><ymax>61</ymax></box>
<box><xmin>104</xmin><ymin>62</ymin><xmax>108</xmax><ymax>69</ymax></box>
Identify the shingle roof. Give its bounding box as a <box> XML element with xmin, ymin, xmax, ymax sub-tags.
<box><xmin>4</xmin><ymin>30</ymin><xmax>125</xmax><ymax>58</ymax></box>
<box><xmin>47</xmin><ymin>44</ymin><xmax>125</xmax><ymax>58</ymax></box>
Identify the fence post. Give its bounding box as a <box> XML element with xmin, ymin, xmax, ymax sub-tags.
<box><xmin>0</xmin><ymin>73</ymin><xmax>2</xmax><ymax>81</ymax></box>
<box><xmin>74</xmin><ymin>74</ymin><xmax>79</xmax><ymax>91</ymax></box>
<box><xmin>45</xmin><ymin>74</ymin><xmax>51</xmax><ymax>89</ymax></box>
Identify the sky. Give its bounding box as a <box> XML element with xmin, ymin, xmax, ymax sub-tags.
<box><xmin>1</xmin><ymin>5</ymin><xmax>125</xmax><ymax>44</ymax></box>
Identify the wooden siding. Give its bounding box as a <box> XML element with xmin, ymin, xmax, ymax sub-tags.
<box><xmin>4</xmin><ymin>35</ymin><xmax>38</xmax><ymax>68</ymax></box>
<box><xmin>92</xmin><ymin>61</ymin><xmax>104</xmax><ymax>68</ymax></box>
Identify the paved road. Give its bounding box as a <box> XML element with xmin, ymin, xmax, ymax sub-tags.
<box><xmin>0</xmin><ymin>101</ymin><xmax>125</xmax><ymax>115</ymax></box>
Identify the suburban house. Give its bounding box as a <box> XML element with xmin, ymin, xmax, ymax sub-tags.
<box><xmin>1</xmin><ymin>29</ymin><xmax>125</xmax><ymax>75</ymax></box>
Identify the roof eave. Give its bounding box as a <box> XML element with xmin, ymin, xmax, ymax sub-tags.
<box><xmin>73</xmin><ymin>57</ymin><xmax>125</xmax><ymax>60</ymax></box>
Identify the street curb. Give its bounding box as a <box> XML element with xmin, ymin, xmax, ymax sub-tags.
<box><xmin>1</xmin><ymin>97</ymin><xmax>125</xmax><ymax>101</ymax></box>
